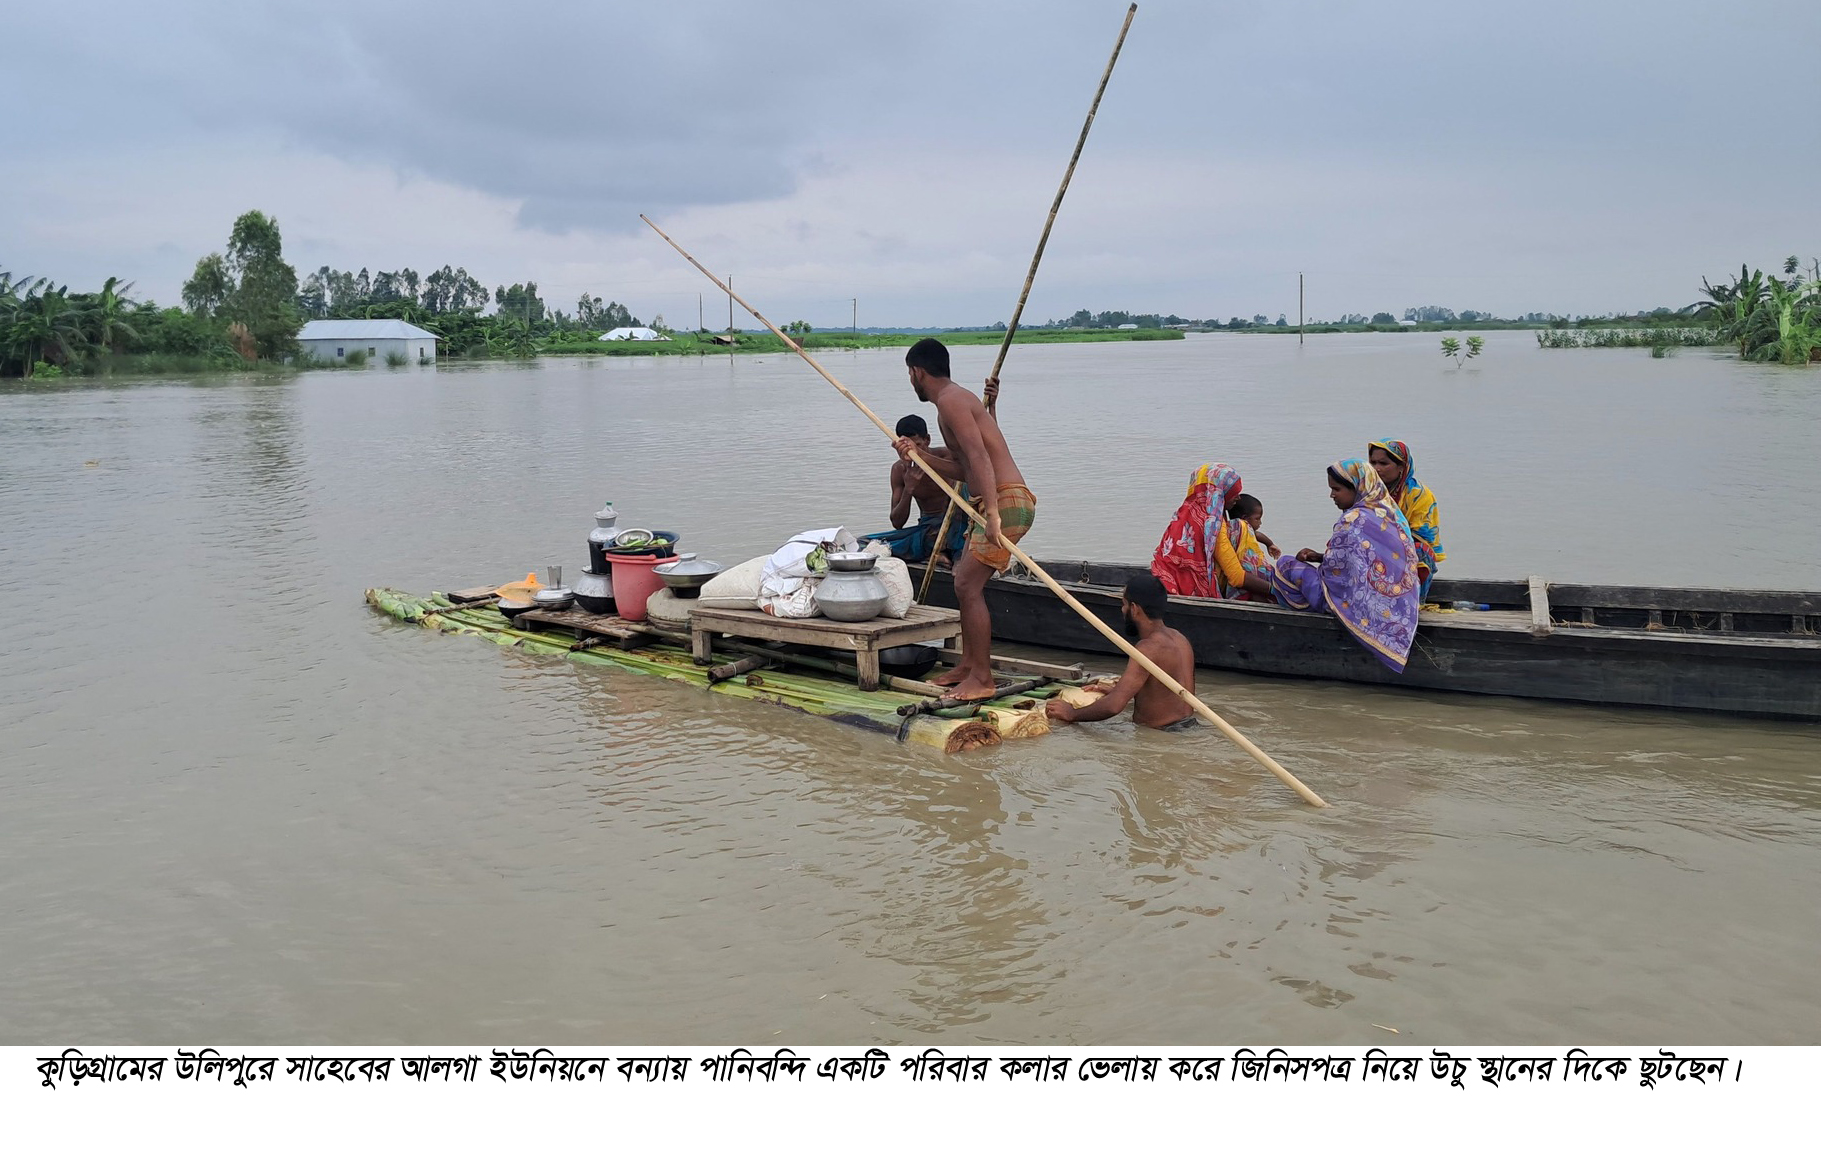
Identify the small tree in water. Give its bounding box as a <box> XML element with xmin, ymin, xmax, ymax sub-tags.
<box><xmin>1440</xmin><ymin>335</ymin><xmax>1484</xmax><ymax>370</ymax></box>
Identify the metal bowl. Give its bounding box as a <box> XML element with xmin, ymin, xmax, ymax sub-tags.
<box><xmin>609</xmin><ymin>528</ymin><xmax>680</xmax><ymax>558</ymax></box>
<box><xmin>826</xmin><ymin>550</ymin><xmax>878</xmax><ymax>573</ymax></box>
<box><xmin>532</xmin><ymin>586</ymin><xmax>574</xmax><ymax>610</ymax></box>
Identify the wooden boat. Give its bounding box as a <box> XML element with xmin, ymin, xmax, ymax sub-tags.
<box><xmin>365</xmin><ymin>587</ymin><xmax>1092</xmax><ymax>751</ymax></box>
<box><xmin>919</xmin><ymin>561</ymin><xmax>1821</xmax><ymax>720</ymax></box>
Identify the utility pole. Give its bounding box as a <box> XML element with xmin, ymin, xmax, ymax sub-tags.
<box><xmin>1299</xmin><ymin>273</ymin><xmax>1304</xmax><ymax>345</ymax></box>
<box><xmin>698</xmin><ymin>293</ymin><xmax>703</xmax><ymax>333</ymax></box>
<box><xmin>728</xmin><ymin>276</ymin><xmax>734</xmax><ymax>364</ymax></box>
<box><xmin>852</xmin><ymin>297</ymin><xmax>857</xmax><ymax>338</ymax></box>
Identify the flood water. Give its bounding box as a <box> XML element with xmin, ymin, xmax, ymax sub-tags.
<box><xmin>3</xmin><ymin>331</ymin><xmax>1819</xmax><ymax>1044</ymax></box>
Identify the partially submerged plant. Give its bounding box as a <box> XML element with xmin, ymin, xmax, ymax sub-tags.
<box><xmin>1440</xmin><ymin>335</ymin><xmax>1484</xmax><ymax>370</ymax></box>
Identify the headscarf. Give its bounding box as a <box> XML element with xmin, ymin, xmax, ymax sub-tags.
<box><xmin>1331</xmin><ymin>458</ymin><xmax>1412</xmax><ymax>542</ymax></box>
<box><xmin>1367</xmin><ymin>438</ymin><xmax>1444</xmax><ymax>567</ymax></box>
<box><xmin>1271</xmin><ymin>458</ymin><xmax>1420</xmax><ymax>671</ymax></box>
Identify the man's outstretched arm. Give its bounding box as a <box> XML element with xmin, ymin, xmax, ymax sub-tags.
<box><xmin>1047</xmin><ymin>659</ymin><xmax>1146</xmax><ymax>724</ymax></box>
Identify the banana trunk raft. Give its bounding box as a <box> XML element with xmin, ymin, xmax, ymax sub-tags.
<box><xmin>366</xmin><ymin>589</ymin><xmax>1098</xmax><ymax>752</ymax></box>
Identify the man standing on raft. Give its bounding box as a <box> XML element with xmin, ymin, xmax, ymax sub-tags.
<box><xmin>892</xmin><ymin>338</ymin><xmax>1036</xmax><ymax>702</ymax></box>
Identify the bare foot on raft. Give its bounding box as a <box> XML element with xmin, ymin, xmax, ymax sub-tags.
<box><xmin>940</xmin><ymin>675</ymin><xmax>997</xmax><ymax>703</ymax></box>
<box><xmin>930</xmin><ymin>665</ymin><xmax>968</xmax><ymax>687</ymax></box>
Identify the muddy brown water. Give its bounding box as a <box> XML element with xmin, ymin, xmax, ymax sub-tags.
<box><xmin>3</xmin><ymin>332</ymin><xmax>1818</xmax><ymax>1043</ymax></box>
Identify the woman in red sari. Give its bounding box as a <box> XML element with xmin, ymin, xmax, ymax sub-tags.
<box><xmin>1150</xmin><ymin>462</ymin><xmax>1275</xmax><ymax>599</ymax></box>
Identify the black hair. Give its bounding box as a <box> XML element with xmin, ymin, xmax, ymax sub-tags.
<box><xmin>1124</xmin><ymin>572</ymin><xmax>1169</xmax><ymax>620</ymax></box>
<box><xmin>895</xmin><ymin>414</ymin><xmax>930</xmax><ymax>439</ymax></box>
<box><xmin>1229</xmin><ymin>492</ymin><xmax>1262</xmax><ymax>519</ymax></box>
<box><xmin>905</xmin><ymin>337</ymin><xmax>951</xmax><ymax>379</ymax></box>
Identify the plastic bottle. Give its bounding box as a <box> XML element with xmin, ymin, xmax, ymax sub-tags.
<box><xmin>1452</xmin><ymin>599</ymin><xmax>1491</xmax><ymax>612</ymax></box>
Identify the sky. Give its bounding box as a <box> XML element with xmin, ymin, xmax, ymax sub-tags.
<box><xmin>5</xmin><ymin>0</ymin><xmax>1818</xmax><ymax>327</ymax></box>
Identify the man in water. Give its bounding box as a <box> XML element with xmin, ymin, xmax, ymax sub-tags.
<box><xmin>863</xmin><ymin>414</ymin><xmax>966</xmax><ymax>564</ymax></box>
<box><xmin>892</xmin><ymin>338</ymin><xmax>1034</xmax><ymax>702</ymax></box>
<box><xmin>1045</xmin><ymin>573</ymin><xmax>1198</xmax><ymax>731</ymax></box>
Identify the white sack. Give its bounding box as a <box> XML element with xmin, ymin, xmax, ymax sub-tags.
<box><xmin>759</xmin><ymin>527</ymin><xmax>856</xmax><ymax>618</ymax></box>
<box><xmin>696</xmin><ymin>555</ymin><xmax>767</xmax><ymax>610</ymax></box>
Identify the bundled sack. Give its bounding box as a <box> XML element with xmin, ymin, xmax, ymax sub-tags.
<box><xmin>860</xmin><ymin>539</ymin><xmax>915</xmax><ymax>619</ymax></box>
<box><xmin>759</xmin><ymin>527</ymin><xmax>856</xmax><ymax>619</ymax></box>
<box><xmin>695</xmin><ymin>555</ymin><xmax>767</xmax><ymax>610</ymax></box>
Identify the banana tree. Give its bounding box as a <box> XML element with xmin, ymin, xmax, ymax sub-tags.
<box><xmin>9</xmin><ymin>281</ymin><xmax>88</xmax><ymax>376</ymax></box>
<box><xmin>1695</xmin><ymin>265</ymin><xmax>1770</xmax><ymax>357</ymax></box>
<box><xmin>86</xmin><ymin>277</ymin><xmax>141</xmax><ymax>356</ymax></box>
<box><xmin>1757</xmin><ymin>276</ymin><xmax>1819</xmax><ymax>366</ymax></box>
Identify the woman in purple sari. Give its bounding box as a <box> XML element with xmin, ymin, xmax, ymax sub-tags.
<box><xmin>1270</xmin><ymin>459</ymin><xmax>1422</xmax><ymax>673</ymax></box>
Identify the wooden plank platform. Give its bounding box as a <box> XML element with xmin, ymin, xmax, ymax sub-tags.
<box><xmin>511</xmin><ymin>606</ymin><xmax>659</xmax><ymax>650</ymax></box>
<box><xmin>689</xmin><ymin>603</ymin><xmax>963</xmax><ymax>691</ymax></box>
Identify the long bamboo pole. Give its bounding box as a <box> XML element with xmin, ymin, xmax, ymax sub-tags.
<box><xmin>917</xmin><ymin>2</ymin><xmax>1138</xmax><ymax>603</ymax></box>
<box><xmin>639</xmin><ymin>215</ymin><xmax>1326</xmax><ymax>808</ymax></box>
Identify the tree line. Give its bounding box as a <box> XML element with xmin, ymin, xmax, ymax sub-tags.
<box><xmin>2</xmin><ymin>209</ymin><xmax>655</xmax><ymax>377</ymax></box>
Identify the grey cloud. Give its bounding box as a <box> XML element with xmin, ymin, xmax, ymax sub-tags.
<box><xmin>7</xmin><ymin>0</ymin><xmax>1818</xmax><ymax>320</ymax></box>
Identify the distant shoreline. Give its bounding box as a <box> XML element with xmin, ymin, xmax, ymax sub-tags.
<box><xmin>537</xmin><ymin>327</ymin><xmax>1185</xmax><ymax>358</ymax></box>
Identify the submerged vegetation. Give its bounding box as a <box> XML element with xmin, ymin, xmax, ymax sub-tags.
<box><xmin>1439</xmin><ymin>335</ymin><xmax>1484</xmax><ymax>370</ymax></box>
<box><xmin>1693</xmin><ymin>257</ymin><xmax>1821</xmax><ymax>366</ymax></box>
<box><xmin>1536</xmin><ymin>326</ymin><xmax>1719</xmax><ymax>350</ymax></box>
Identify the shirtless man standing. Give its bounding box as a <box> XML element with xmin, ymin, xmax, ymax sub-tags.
<box><xmin>891</xmin><ymin>338</ymin><xmax>1035</xmax><ymax>702</ymax></box>
<box><xmin>1045</xmin><ymin>573</ymin><xmax>1198</xmax><ymax>731</ymax></box>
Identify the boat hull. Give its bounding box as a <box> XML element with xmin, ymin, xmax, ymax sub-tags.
<box><xmin>922</xmin><ymin>561</ymin><xmax>1821</xmax><ymax>720</ymax></box>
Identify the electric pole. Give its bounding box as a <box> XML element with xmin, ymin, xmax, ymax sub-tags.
<box><xmin>1299</xmin><ymin>273</ymin><xmax>1304</xmax><ymax>345</ymax></box>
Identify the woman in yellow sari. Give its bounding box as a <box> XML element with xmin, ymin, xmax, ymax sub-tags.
<box><xmin>1367</xmin><ymin>438</ymin><xmax>1444</xmax><ymax>600</ymax></box>
<box><xmin>1150</xmin><ymin>462</ymin><xmax>1275</xmax><ymax>599</ymax></box>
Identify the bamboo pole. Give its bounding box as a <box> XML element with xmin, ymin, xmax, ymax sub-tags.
<box><xmin>918</xmin><ymin>2</ymin><xmax>1138</xmax><ymax>603</ymax></box>
<box><xmin>638</xmin><ymin>215</ymin><xmax>1327</xmax><ymax>808</ymax></box>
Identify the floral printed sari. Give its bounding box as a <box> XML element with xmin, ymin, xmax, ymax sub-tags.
<box><xmin>1270</xmin><ymin>459</ymin><xmax>1422</xmax><ymax>672</ymax></box>
<box><xmin>1151</xmin><ymin>463</ymin><xmax>1270</xmax><ymax>598</ymax></box>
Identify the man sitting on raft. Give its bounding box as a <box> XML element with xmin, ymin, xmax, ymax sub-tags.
<box><xmin>892</xmin><ymin>337</ymin><xmax>1035</xmax><ymax>702</ymax></box>
<box><xmin>861</xmin><ymin>414</ymin><xmax>967</xmax><ymax>565</ymax></box>
<box><xmin>1045</xmin><ymin>573</ymin><xmax>1198</xmax><ymax>731</ymax></box>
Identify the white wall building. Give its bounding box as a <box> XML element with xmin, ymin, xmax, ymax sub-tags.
<box><xmin>299</xmin><ymin>319</ymin><xmax>440</xmax><ymax>363</ymax></box>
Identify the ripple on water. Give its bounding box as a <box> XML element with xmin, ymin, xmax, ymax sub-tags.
<box><xmin>4</xmin><ymin>354</ymin><xmax>1820</xmax><ymax>1043</ymax></box>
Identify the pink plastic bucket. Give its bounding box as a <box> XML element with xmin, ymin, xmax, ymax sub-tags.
<box><xmin>603</xmin><ymin>552</ymin><xmax>680</xmax><ymax>622</ymax></box>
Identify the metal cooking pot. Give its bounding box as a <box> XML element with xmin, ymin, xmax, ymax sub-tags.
<box><xmin>653</xmin><ymin>554</ymin><xmax>724</xmax><ymax>599</ymax></box>
<box><xmin>878</xmin><ymin>643</ymin><xmax>941</xmax><ymax>676</ymax></box>
<box><xmin>572</xmin><ymin>569</ymin><xmax>615</xmax><ymax>614</ymax></box>
<box><xmin>826</xmin><ymin>550</ymin><xmax>879</xmax><ymax>573</ymax></box>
